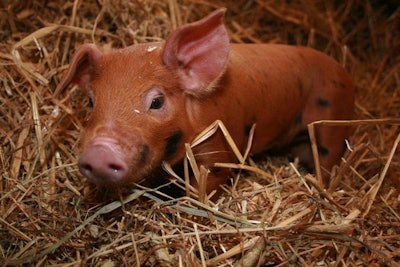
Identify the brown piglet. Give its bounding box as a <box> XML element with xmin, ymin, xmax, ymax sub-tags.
<box><xmin>56</xmin><ymin>9</ymin><xmax>354</xmax><ymax>195</ymax></box>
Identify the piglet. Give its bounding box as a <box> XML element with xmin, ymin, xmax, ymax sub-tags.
<box><xmin>56</xmin><ymin>8</ymin><xmax>354</xmax><ymax>194</ymax></box>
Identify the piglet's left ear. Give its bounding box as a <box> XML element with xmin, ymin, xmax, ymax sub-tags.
<box><xmin>55</xmin><ymin>44</ymin><xmax>103</xmax><ymax>96</ymax></box>
<box><xmin>162</xmin><ymin>8</ymin><xmax>230</xmax><ymax>95</ymax></box>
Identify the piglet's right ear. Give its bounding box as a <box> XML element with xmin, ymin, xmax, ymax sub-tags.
<box><xmin>162</xmin><ymin>8</ymin><xmax>229</xmax><ymax>95</ymax></box>
<box><xmin>54</xmin><ymin>44</ymin><xmax>102</xmax><ymax>96</ymax></box>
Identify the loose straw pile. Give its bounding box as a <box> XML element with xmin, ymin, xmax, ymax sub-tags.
<box><xmin>0</xmin><ymin>0</ymin><xmax>399</xmax><ymax>266</ymax></box>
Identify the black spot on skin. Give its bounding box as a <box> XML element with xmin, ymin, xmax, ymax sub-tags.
<box><xmin>294</xmin><ymin>113</ymin><xmax>302</xmax><ymax>126</ymax></box>
<box><xmin>139</xmin><ymin>145</ymin><xmax>149</xmax><ymax>164</ymax></box>
<box><xmin>297</xmin><ymin>77</ymin><xmax>303</xmax><ymax>94</ymax></box>
<box><xmin>262</xmin><ymin>73</ymin><xmax>269</xmax><ymax>87</ymax></box>
<box><xmin>316</xmin><ymin>97</ymin><xmax>330</xmax><ymax>107</ymax></box>
<box><xmin>87</xmin><ymin>97</ymin><xmax>94</xmax><ymax>109</ymax></box>
<box><xmin>332</xmin><ymin>80</ymin><xmax>346</xmax><ymax>89</ymax></box>
<box><xmin>298</xmin><ymin>52</ymin><xmax>306</xmax><ymax>60</ymax></box>
<box><xmin>318</xmin><ymin>146</ymin><xmax>330</xmax><ymax>156</ymax></box>
<box><xmin>210</xmin><ymin>167</ymin><xmax>222</xmax><ymax>173</ymax></box>
<box><xmin>250</xmin><ymin>74</ymin><xmax>258</xmax><ymax>84</ymax></box>
<box><xmin>342</xmin><ymin>141</ymin><xmax>347</xmax><ymax>155</ymax></box>
<box><xmin>244</xmin><ymin>124</ymin><xmax>252</xmax><ymax>136</ymax></box>
<box><xmin>244</xmin><ymin>116</ymin><xmax>257</xmax><ymax>136</ymax></box>
<box><xmin>289</xmin><ymin>130</ymin><xmax>310</xmax><ymax>146</ymax></box>
<box><xmin>164</xmin><ymin>130</ymin><xmax>183</xmax><ymax>158</ymax></box>
<box><xmin>235</xmin><ymin>96</ymin><xmax>241</xmax><ymax>106</ymax></box>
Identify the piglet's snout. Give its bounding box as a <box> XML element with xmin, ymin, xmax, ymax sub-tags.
<box><xmin>78</xmin><ymin>138</ymin><xmax>129</xmax><ymax>184</ymax></box>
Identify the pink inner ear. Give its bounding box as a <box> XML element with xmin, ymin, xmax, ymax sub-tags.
<box><xmin>55</xmin><ymin>44</ymin><xmax>102</xmax><ymax>96</ymax></box>
<box><xmin>72</xmin><ymin>72</ymin><xmax>92</xmax><ymax>89</ymax></box>
<box><xmin>162</xmin><ymin>9</ymin><xmax>230</xmax><ymax>94</ymax></box>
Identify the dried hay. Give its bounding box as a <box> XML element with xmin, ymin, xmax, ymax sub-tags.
<box><xmin>1</xmin><ymin>0</ymin><xmax>399</xmax><ymax>266</ymax></box>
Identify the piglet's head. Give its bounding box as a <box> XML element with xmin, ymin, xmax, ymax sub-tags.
<box><xmin>55</xmin><ymin>8</ymin><xmax>230</xmax><ymax>186</ymax></box>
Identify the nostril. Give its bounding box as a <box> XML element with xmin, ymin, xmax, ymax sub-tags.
<box><xmin>108</xmin><ymin>163</ymin><xmax>123</xmax><ymax>173</ymax></box>
<box><xmin>79</xmin><ymin>163</ymin><xmax>94</xmax><ymax>178</ymax></box>
<box><xmin>81</xmin><ymin>163</ymin><xmax>93</xmax><ymax>172</ymax></box>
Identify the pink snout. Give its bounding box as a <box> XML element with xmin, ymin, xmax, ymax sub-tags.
<box><xmin>78</xmin><ymin>138</ymin><xmax>129</xmax><ymax>184</ymax></box>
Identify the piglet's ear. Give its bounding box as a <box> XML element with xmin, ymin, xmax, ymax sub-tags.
<box><xmin>55</xmin><ymin>44</ymin><xmax>102</xmax><ymax>96</ymax></box>
<box><xmin>162</xmin><ymin>8</ymin><xmax>230</xmax><ymax>95</ymax></box>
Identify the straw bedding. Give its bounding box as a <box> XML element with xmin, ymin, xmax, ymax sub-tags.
<box><xmin>1</xmin><ymin>0</ymin><xmax>399</xmax><ymax>266</ymax></box>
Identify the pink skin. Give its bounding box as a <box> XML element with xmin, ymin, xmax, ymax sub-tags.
<box><xmin>78</xmin><ymin>137</ymin><xmax>128</xmax><ymax>184</ymax></box>
<box><xmin>56</xmin><ymin>9</ymin><xmax>354</xmax><ymax>192</ymax></box>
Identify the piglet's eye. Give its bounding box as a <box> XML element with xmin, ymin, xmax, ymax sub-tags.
<box><xmin>145</xmin><ymin>86</ymin><xmax>166</xmax><ymax>112</ymax></box>
<box><xmin>150</xmin><ymin>95</ymin><xmax>164</xmax><ymax>110</ymax></box>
